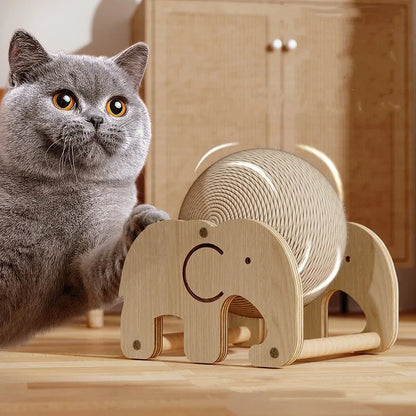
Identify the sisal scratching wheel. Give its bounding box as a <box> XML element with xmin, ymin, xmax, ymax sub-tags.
<box><xmin>179</xmin><ymin>149</ymin><xmax>348</xmax><ymax>317</ymax></box>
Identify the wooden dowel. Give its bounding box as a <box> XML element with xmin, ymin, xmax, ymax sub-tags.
<box><xmin>162</xmin><ymin>327</ymin><xmax>381</xmax><ymax>360</ymax></box>
<box><xmin>162</xmin><ymin>326</ymin><xmax>251</xmax><ymax>351</ymax></box>
<box><xmin>162</xmin><ymin>331</ymin><xmax>186</xmax><ymax>351</ymax></box>
<box><xmin>227</xmin><ymin>326</ymin><xmax>252</xmax><ymax>345</ymax></box>
<box><xmin>298</xmin><ymin>332</ymin><xmax>381</xmax><ymax>360</ymax></box>
<box><xmin>87</xmin><ymin>309</ymin><xmax>104</xmax><ymax>328</ymax></box>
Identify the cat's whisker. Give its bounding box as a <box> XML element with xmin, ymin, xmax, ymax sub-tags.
<box><xmin>44</xmin><ymin>137</ymin><xmax>68</xmax><ymax>171</ymax></box>
<box><xmin>43</xmin><ymin>139</ymin><xmax>63</xmax><ymax>172</ymax></box>
<box><xmin>64</xmin><ymin>138</ymin><xmax>73</xmax><ymax>176</ymax></box>
<box><xmin>70</xmin><ymin>143</ymin><xmax>78</xmax><ymax>181</ymax></box>
<box><xmin>44</xmin><ymin>137</ymin><xmax>64</xmax><ymax>158</ymax></box>
<box><xmin>45</xmin><ymin>141</ymin><xmax>59</xmax><ymax>155</ymax></box>
<box><xmin>59</xmin><ymin>140</ymin><xmax>67</xmax><ymax>176</ymax></box>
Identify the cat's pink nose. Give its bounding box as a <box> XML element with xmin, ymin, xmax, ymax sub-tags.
<box><xmin>88</xmin><ymin>116</ymin><xmax>104</xmax><ymax>129</ymax></box>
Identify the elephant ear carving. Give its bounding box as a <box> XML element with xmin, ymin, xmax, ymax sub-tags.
<box><xmin>182</xmin><ymin>243</ymin><xmax>224</xmax><ymax>303</ymax></box>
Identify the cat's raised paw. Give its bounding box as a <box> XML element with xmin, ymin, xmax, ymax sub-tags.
<box><xmin>125</xmin><ymin>204</ymin><xmax>169</xmax><ymax>247</ymax></box>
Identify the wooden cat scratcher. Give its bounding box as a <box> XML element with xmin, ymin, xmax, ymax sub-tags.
<box><xmin>119</xmin><ymin>149</ymin><xmax>398</xmax><ymax>368</ymax></box>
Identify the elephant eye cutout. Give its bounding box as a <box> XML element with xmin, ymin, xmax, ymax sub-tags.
<box><xmin>52</xmin><ymin>90</ymin><xmax>76</xmax><ymax>111</ymax></box>
<box><xmin>245</xmin><ymin>257</ymin><xmax>251</xmax><ymax>264</ymax></box>
<box><xmin>106</xmin><ymin>97</ymin><xmax>127</xmax><ymax>117</ymax></box>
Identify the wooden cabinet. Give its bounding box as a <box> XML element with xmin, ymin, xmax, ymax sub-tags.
<box><xmin>137</xmin><ymin>1</ymin><xmax>281</xmax><ymax>212</ymax></box>
<box><xmin>132</xmin><ymin>0</ymin><xmax>413</xmax><ymax>266</ymax></box>
<box><xmin>281</xmin><ymin>2</ymin><xmax>413</xmax><ymax>266</ymax></box>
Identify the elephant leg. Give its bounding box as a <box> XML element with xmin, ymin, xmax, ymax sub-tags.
<box><xmin>303</xmin><ymin>291</ymin><xmax>332</xmax><ymax>340</ymax></box>
<box><xmin>325</xmin><ymin>222</ymin><xmax>398</xmax><ymax>352</ymax></box>
<box><xmin>238</xmin><ymin>228</ymin><xmax>303</xmax><ymax>368</ymax></box>
<box><xmin>120</xmin><ymin>304</ymin><xmax>162</xmax><ymax>359</ymax></box>
<box><xmin>248</xmin><ymin>304</ymin><xmax>303</xmax><ymax>368</ymax></box>
<box><xmin>184</xmin><ymin>302</ymin><xmax>226</xmax><ymax>364</ymax></box>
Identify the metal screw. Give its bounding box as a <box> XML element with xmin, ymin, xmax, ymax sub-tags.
<box><xmin>133</xmin><ymin>340</ymin><xmax>141</xmax><ymax>350</ymax></box>
<box><xmin>270</xmin><ymin>347</ymin><xmax>279</xmax><ymax>358</ymax></box>
<box><xmin>199</xmin><ymin>227</ymin><xmax>208</xmax><ymax>238</ymax></box>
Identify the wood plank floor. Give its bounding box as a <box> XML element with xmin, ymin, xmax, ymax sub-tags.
<box><xmin>0</xmin><ymin>314</ymin><xmax>415</xmax><ymax>416</ymax></box>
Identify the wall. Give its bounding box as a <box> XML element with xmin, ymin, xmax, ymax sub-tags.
<box><xmin>0</xmin><ymin>0</ymin><xmax>141</xmax><ymax>87</ymax></box>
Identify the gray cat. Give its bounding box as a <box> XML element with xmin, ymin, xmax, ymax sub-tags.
<box><xmin>0</xmin><ymin>30</ymin><xmax>168</xmax><ymax>347</ymax></box>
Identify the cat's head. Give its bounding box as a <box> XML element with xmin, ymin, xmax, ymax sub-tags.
<box><xmin>0</xmin><ymin>30</ymin><xmax>151</xmax><ymax>181</ymax></box>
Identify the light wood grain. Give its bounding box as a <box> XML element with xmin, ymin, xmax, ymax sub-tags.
<box><xmin>162</xmin><ymin>325</ymin><xmax>251</xmax><ymax>351</ymax></box>
<box><xmin>120</xmin><ymin>219</ymin><xmax>303</xmax><ymax>368</ymax></box>
<box><xmin>120</xmin><ymin>219</ymin><xmax>397</xmax><ymax>366</ymax></box>
<box><xmin>228</xmin><ymin>312</ymin><xmax>265</xmax><ymax>347</ymax></box>
<box><xmin>299</xmin><ymin>332</ymin><xmax>381</xmax><ymax>359</ymax></box>
<box><xmin>304</xmin><ymin>222</ymin><xmax>399</xmax><ymax>352</ymax></box>
<box><xmin>1</xmin><ymin>313</ymin><xmax>415</xmax><ymax>416</ymax></box>
<box><xmin>161</xmin><ymin>326</ymin><xmax>382</xmax><ymax>360</ymax></box>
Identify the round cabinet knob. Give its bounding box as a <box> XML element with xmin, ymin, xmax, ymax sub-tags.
<box><xmin>286</xmin><ymin>39</ymin><xmax>298</xmax><ymax>50</ymax></box>
<box><xmin>270</xmin><ymin>38</ymin><xmax>283</xmax><ymax>51</ymax></box>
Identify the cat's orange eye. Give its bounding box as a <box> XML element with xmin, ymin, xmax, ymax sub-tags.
<box><xmin>106</xmin><ymin>97</ymin><xmax>127</xmax><ymax>117</ymax></box>
<box><xmin>52</xmin><ymin>91</ymin><xmax>75</xmax><ymax>111</ymax></box>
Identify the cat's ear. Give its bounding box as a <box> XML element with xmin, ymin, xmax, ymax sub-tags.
<box><xmin>8</xmin><ymin>30</ymin><xmax>51</xmax><ymax>87</ymax></box>
<box><xmin>112</xmin><ymin>42</ymin><xmax>149</xmax><ymax>88</ymax></box>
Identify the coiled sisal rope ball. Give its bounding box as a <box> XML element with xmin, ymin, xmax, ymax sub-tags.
<box><xmin>179</xmin><ymin>149</ymin><xmax>347</xmax><ymax>317</ymax></box>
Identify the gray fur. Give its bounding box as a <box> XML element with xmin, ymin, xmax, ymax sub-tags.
<box><xmin>0</xmin><ymin>30</ymin><xmax>168</xmax><ymax>347</ymax></box>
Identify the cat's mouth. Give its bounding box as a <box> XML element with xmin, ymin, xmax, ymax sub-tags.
<box><xmin>87</xmin><ymin>132</ymin><xmax>121</xmax><ymax>156</ymax></box>
<box><xmin>43</xmin><ymin>129</ymin><xmax>123</xmax><ymax>168</ymax></box>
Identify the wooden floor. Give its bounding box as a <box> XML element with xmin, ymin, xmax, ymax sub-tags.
<box><xmin>0</xmin><ymin>314</ymin><xmax>415</xmax><ymax>416</ymax></box>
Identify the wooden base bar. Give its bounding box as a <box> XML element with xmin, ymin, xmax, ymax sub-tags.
<box><xmin>298</xmin><ymin>332</ymin><xmax>381</xmax><ymax>360</ymax></box>
<box><xmin>162</xmin><ymin>327</ymin><xmax>381</xmax><ymax>362</ymax></box>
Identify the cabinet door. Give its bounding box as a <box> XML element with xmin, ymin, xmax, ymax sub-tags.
<box><xmin>148</xmin><ymin>0</ymin><xmax>281</xmax><ymax>217</ymax></box>
<box><xmin>282</xmin><ymin>2</ymin><xmax>413</xmax><ymax>265</ymax></box>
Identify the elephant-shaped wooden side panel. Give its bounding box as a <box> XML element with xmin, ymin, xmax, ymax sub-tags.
<box><xmin>303</xmin><ymin>222</ymin><xmax>399</xmax><ymax>352</ymax></box>
<box><xmin>120</xmin><ymin>219</ymin><xmax>304</xmax><ymax>368</ymax></box>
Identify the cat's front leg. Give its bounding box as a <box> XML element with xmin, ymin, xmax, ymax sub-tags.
<box><xmin>78</xmin><ymin>204</ymin><xmax>169</xmax><ymax>309</ymax></box>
